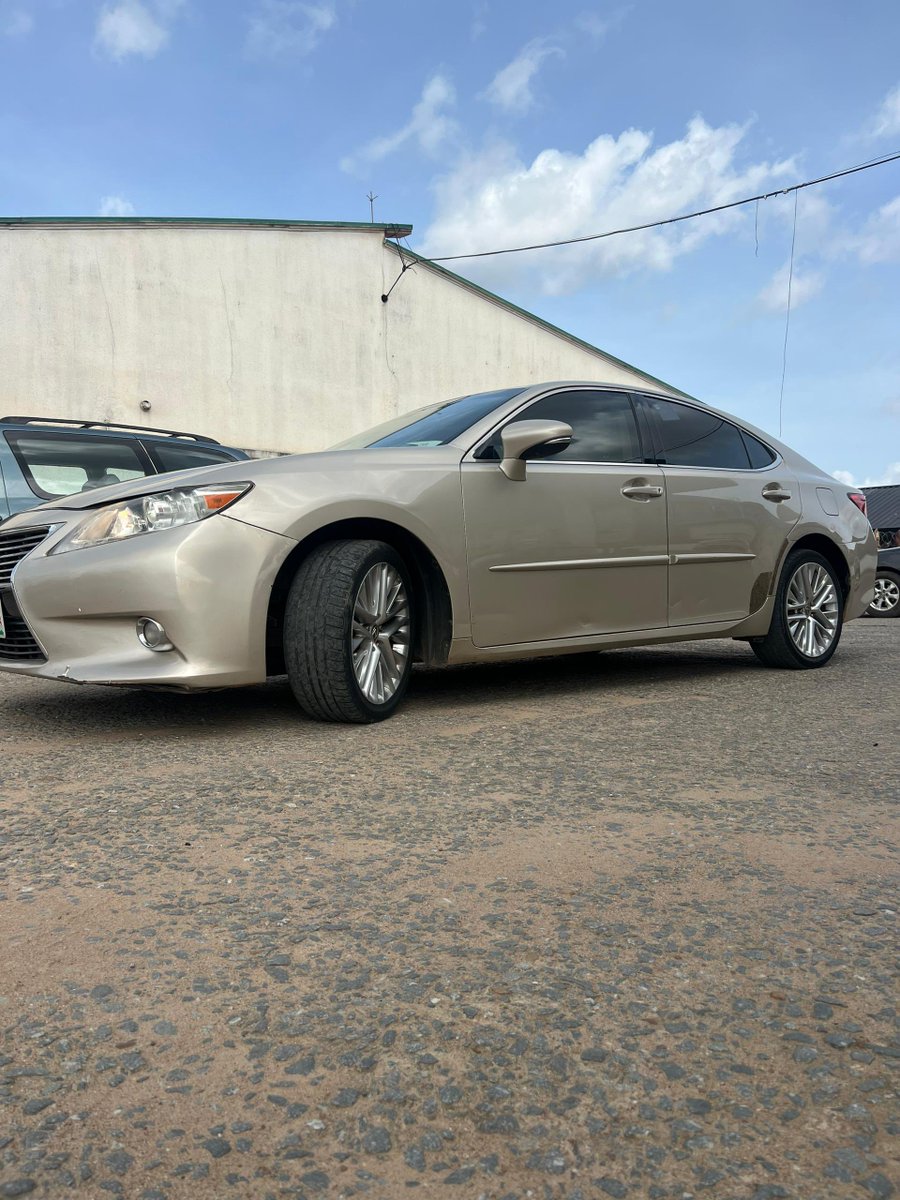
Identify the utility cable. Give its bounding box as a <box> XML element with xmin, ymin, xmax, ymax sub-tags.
<box><xmin>778</xmin><ymin>190</ymin><xmax>799</xmax><ymax>438</ymax></box>
<box><xmin>423</xmin><ymin>149</ymin><xmax>900</xmax><ymax>264</ymax></box>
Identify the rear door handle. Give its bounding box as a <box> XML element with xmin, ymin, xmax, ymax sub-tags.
<box><xmin>621</xmin><ymin>484</ymin><xmax>664</xmax><ymax>500</ymax></box>
<box><xmin>762</xmin><ymin>485</ymin><xmax>792</xmax><ymax>503</ymax></box>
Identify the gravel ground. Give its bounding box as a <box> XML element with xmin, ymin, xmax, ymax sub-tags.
<box><xmin>0</xmin><ymin>621</ymin><xmax>898</xmax><ymax>1200</ymax></box>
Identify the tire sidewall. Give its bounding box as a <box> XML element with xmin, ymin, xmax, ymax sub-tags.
<box><xmin>341</xmin><ymin>543</ymin><xmax>414</xmax><ymax>721</ymax></box>
<box><xmin>776</xmin><ymin>550</ymin><xmax>844</xmax><ymax>666</ymax></box>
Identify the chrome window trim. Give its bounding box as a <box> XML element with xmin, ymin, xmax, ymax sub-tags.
<box><xmin>654</xmin><ymin>459</ymin><xmax>784</xmax><ymax>475</ymax></box>
<box><xmin>462</xmin><ymin>458</ymin><xmax>650</xmax><ymax>469</ymax></box>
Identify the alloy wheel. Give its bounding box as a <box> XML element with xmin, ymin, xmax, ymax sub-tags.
<box><xmin>870</xmin><ymin>575</ymin><xmax>900</xmax><ymax>614</ymax></box>
<box><xmin>785</xmin><ymin>562</ymin><xmax>839</xmax><ymax>657</ymax></box>
<box><xmin>351</xmin><ymin>562</ymin><xmax>411</xmax><ymax>704</ymax></box>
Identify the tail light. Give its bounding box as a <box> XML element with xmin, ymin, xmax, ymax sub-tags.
<box><xmin>848</xmin><ymin>492</ymin><xmax>867</xmax><ymax>517</ymax></box>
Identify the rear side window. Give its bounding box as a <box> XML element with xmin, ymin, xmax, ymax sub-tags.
<box><xmin>741</xmin><ymin>430</ymin><xmax>777</xmax><ymax>469</ymax></box>
<box><xmin>147</xmin><ymin>442</ymin><xmax>234</xmax><ymax>474</ymax></box>
<box><xmin>5</xmin><ymin>432</ymin><xmax>150</xmax><ymax>500</ymax></box>
<box><xmin>644</xmin><ymin>398</ymin><xmax>751</xmax><ymax>470</ymax></box>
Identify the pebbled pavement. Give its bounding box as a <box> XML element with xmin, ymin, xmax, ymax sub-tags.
<box><xmin>0</xmin><ymin>621</ymin><xmax>898</xmax><ymax>1199</ymax></box>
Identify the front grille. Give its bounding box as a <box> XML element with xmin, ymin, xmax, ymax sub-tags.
<box><xmin>0</xmin><ymin>526</ymin><xmax>51</xmax><ymax>588</ymax></box>
<box><xmin>0</xmin><ymin>526</ymin><xmax>50</xmax><ymax>663</ymax></box>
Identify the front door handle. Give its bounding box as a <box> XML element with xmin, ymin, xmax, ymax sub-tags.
<box><xmin>762</xmin><ymin>484</ymin><xmax>792</xmax><ymax>503</ymax></box>
<box><xmin>621</xmin><ymin>484</ymin><xmax>664</xmax><ymax>500</ymax></box>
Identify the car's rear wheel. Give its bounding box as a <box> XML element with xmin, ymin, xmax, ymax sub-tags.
<box><xmin>865</xmin><ymin>570</ymin><xmax>900</xmax><ymax>617</ymax></box>
<box><xmin>283</xmin><ymin>540</ymin><xmax>413</xmax><ymax>723</ymax></box>
<box><xmin>750</xmin><ymin>549</ymin><xmax>843</xmax><ymax>669</ymax></box>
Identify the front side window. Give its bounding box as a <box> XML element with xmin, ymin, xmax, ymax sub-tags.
<box><xmin>478</xmin><ymin>390</ymin><xmax>642</xmax><ymax>463</ymax></box>
<box><xmin>5</xmin><ymin>432</ymin><xmax>151</xmax><ymax>500</ymax></box>
<box><xmin>644</xmin><ymin>398</ymin><xmax>751</xmax><ymax>470</ymax></box>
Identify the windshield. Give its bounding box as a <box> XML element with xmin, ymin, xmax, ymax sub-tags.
<box><xmin>333</xmin><ymin>388</ymin><xmax>524</xmax><ymax>450</ymax></box>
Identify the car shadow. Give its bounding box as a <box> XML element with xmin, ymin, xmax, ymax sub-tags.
<box><xmin>5</xmin><ymin>641</ymin><xmax>759</xmax><ymax>739</ymax></box>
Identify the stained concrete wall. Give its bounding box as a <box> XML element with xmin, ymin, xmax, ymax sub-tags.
<box><xmin>0</xmin><ymin>220</ymin><xmax>681</xmax><ymax>454</ymax></box>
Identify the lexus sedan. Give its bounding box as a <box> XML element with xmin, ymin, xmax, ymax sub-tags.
<box><xmin>0</xmin><ymin>383</ymin><xmax>877</xmax><ymax>722</ymax></box>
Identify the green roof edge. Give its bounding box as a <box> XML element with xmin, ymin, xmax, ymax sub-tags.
<box><xmin>0</xmin><ymin>216</ymin><xmax>414</xmax><ymax>237</ymax></box>
<box><xmin>387</xmin><ymin>243</ymin><xmax>694</xmax><ymax>401</ymax></box>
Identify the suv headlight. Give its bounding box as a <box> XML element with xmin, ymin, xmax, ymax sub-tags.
<box><xmin>51</xmin><ymin>484</ymin><xmax>253</xmax><ymax>554</ymax></box>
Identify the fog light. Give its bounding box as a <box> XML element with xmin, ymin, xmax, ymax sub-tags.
<box><xmin>137</xmin><ymin>617</ymin><xmax>173</xmax><ymax>652</ymax></box>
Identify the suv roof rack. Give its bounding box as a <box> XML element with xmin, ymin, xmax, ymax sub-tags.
<box><xmin>0</xmin><ymin>416</ymin><xmax>220</xmax><ymax>445</ymax></box>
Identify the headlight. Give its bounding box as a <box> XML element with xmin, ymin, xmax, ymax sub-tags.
<box><xmin>51</xmin><ymin>484</ymin><xmax>253</xmax><ymax>554</ymax></box>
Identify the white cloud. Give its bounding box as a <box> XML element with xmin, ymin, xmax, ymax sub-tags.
<box><xmin>99</xmin><ymin>195</ymin><xmax>136</xmax><ymax>216</ymax></box>
<box><xmin>246</xmin><ymin>0</ymin><xmax>336</xmax><ymax>59</ymax></box>
<box><xmin>341</xmin><ymin>74</ymin><xmax>458</xmax><ymax>173</ymax></box>
<box><xmin>482</xmin><ymin>39</ymin><xmax>563</xmax><ymax>115</ymax></box>
<box><xmin>853</xmin><ymin>195</ymin><xmax>900</xmax><ymax>264</ymax></box>
<box><xmin>757</xmin><ymin>261</ymin><xmax>824</xmax><ymax>313</ymax></box>
<box><xmin>420</xmin><ymin>117</ymin><xmax>794</xmax><ymax>295</ymax></box>
<box><xmin>2</xmin><ymin>7</ymin><xmax>34</xmax><ymax>36</ymax></box>
<box><xmin>868</xmin><ymin>82</ymin><xmax>900</xmax><ymax>140</ymax></box>
<box><xmin>832</xmin><ymin>463</ymin><xmax>900</xmax><ymax>488</ymax></box>
<box><xmin>95</xmin><ymin>0</ymin><xmax>182</xmax><ymax>61</ymax></box>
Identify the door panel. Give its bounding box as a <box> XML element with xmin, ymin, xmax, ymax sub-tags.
<box><xmin>462</xmin><ymin>461</ymin><xmax>669</xmax><ymax>647</ymax></box>
<box><xmin>664</xmin><ymin>465</ymin><xmax>801</xmax><ymax>625</ymax></box>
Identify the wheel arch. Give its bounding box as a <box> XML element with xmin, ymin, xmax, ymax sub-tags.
<box><xmin>266</xmin><ymin>518</ymin><xmax>453</xmax><ymax>675</ymax></box>
<box><xmin>784</xmin><ymin>533</ymin><xmax>852</xmax><ymax>600</ymax></box>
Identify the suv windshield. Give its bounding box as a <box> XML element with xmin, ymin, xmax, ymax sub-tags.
<box><xmin>334</xmin><ymin>388</ymin><xmax>524</xmax><ymax>450</ymax></box>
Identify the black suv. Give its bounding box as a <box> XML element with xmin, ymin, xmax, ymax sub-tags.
<box><xmin>0</xmin><ymin>417</ymin><xmax>250</xmax><ymax>521</ymax></box>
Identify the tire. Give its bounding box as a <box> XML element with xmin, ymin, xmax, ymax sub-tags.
<box><xmin>283</xmin><ymin>539</ymin><xmax>414</xmax><ymax>723</ymax></box>
<box><xmin>750</xmin><ymin>548</ymin><xmax>844</xmax><ymax>669</ymax></box>
<box><xmin>865</xmin><ymin>570</ymin><xmax>900</xmax><ymax>618</ymax></box>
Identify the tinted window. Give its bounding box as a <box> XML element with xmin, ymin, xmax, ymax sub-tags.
<box><xmin>741</xmin><ymin>430</ymin><xmax>777</xmax><ymax>469</ymax></box>
<box><xmin>479</xmin><ymin>390</ymin><xmax>642</xmax><ymax>463</ymax></box>
<box><xmin>149</xmin><ymin>442</ymin><xmax>234</xmax><ymax>473</ymax></box>
<box><xmin>5</xmin><ymin>432</ymin><xmax>150</xmax><ymax>500</ymax></box>
<box><xmin>645</xmin><ymin>398</ymin><xmax>751</xmax><ymax>469</ymax></box>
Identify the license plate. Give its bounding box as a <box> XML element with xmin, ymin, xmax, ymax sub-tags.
<box><xmin>0</xmin><ymin>596</ymin><xmax>5</xmax><ymax>639</ymax></box>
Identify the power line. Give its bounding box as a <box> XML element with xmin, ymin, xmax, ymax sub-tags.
<box><xmin>778</xmin><ymin>190</ymin><xmax>799</xmax><ymax>438</ymax></box>
<box><xmin>426</xmin><ymin>149</ymin><xmax>900</xmax><ymax>264</ymax></box>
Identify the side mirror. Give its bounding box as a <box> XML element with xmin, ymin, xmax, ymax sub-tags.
<box><xmin>499</xmin><ymin>420</ymin><xmax>573</xmax><ymax>481</ymax></box>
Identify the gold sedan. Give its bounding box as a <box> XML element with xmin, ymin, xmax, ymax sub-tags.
<box><xmin>0</xmin><ymin>384</ymin><xmax>877</xmax><ymax>721</ymax></box>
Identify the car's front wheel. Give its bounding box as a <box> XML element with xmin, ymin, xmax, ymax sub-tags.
<box><xmin>865</xmin><ymin>570</ymin><xmax>900</xmax><ymax>618</ymax></box>
<box><xmin>750</xmin><ymin>549</ymin><xmax>843</xmax><ymax>669</ymax></box>
<box><xmin>284</xmin><ymin>540</ymin><xmax>413</xmax><ymax>722</ymax></box>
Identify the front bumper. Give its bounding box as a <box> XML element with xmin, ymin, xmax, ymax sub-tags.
<box><xmin>0</xmin><ymin>513</ymin><xmax>294</xmax><ymax>688</ymax></box>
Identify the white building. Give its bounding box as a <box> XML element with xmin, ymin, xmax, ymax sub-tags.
<box><xmin>0</xmin><ymin>217</ymin><xmax>686</xmax><ymax>455</ymax></box>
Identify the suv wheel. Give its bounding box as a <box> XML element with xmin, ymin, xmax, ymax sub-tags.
<box><xmin>751</xmin><ymin>549</ymin><xmax>843</xmax><ymax>669</ymax></box>
<box><xmin>865</xmin><ymin>570</ymin><xmax>900</xmax><ymax>618</ymax></box>
<box><xmin>284</xmin><ymin>540</ymin><xmax>413</xmax><ymax>723</ymax></box>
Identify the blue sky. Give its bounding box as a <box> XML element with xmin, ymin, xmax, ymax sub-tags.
<box><xmin>2</xmin><ymin>0</ymin><xmax>899</xmax><ymax>483</ymax></box>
